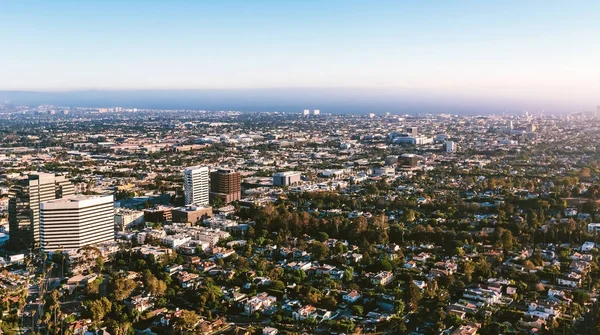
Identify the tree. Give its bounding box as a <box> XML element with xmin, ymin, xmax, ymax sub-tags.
<box><xmin>343</xmin><ymin>267</ymin><xmax>354</xmax><ymax>283</ymax></box>
<box><xmin>501</xmin><ymin>230</ymin><xmax>514</xmax><ymax>252</ymax></box>
<box><xmin>85</xmin><ymin>278</ymin><xmax>102</xmax><ymax>296</ymax></box>
<box><xmin>270</xmin><ymin>280</ymin><xmax>286</xmax><ymax>291</ymax></box>
<box><xmin>322</xmin><ymin>296</ymin><xmax>338</xmax><ymax>310</ymax></box>
<box><xmin>379</xmin><ymin>258</ymin><xmax>393</xmax><ymax>272</ymax></box>
<box><xmin>88</xmin><ymin>297</ymin><xmax>112</xmax><ymax>323</ymax></box>
<box><xmin>175</xmin><ymin>310</ymin><xmax>200</xmax><ymax>333</ymax></box>
<box><xmin>316</xmin><ymin>232</ymin><xmax>329</xmax><ymax>242</ymax></box>
<box><xmin>404</xmin><ymin>281</ymin><xmax>422</xmax><ymax>312</ymax></box>
<box><xmin>95</xmin><ymin>256</ymin><xmax>105</xmax><ymax>273</ymax></box>
<box><xmin>113</xmin><ymin>277</ymin><xmax>136</xmax><ymax>301</ymax></box>
<box><xmin>351</xmin><ymin>305</ymin><xmax>364</xmax><ymax>316</ymax></box>
<box><xmin>147</xmin><ymin>277</ymin><xmax>167</xmax><ymax>297</ymax></box>
<box><xmin>403</xmin><ymin>209</ymin><xmax>416</xmax><ymax>222</ymax></box>
<box><xmin>310</xmin><ymin>242</ymin><xmax>329</xmax><ymax>261</ymax></box>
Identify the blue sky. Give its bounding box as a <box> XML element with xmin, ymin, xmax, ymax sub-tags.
<box><xmin>1</xmin><ymin>1</ymin><xmax>599</xmax><ymax>112</ymax></box>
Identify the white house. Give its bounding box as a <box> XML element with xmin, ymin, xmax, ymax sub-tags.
<box><xmin>582</xmin><ymin>241</ymin><xmax>596</xmax><ymax>252</ymax></box>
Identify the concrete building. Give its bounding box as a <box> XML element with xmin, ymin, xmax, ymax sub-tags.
<box><xmin>114</xmin><ymin>208</ymin><xmax>144</xmax><ymax>232</ymax></box>
<box><xmin>373</xmin><ymin>167</ymin><xmax>395</xmax><ymax>177</ymax></box>
<box><xmin>210</xmin><ymin>169</ymin><xmax>241</xmax><ymax>204</ymax></box>
<box><xmin>144</xmin><ymin>206</ymin><xmax>172</xmax><ymax>223</ymax></box>
<box><xmin>384</xmin><ymin>155</ymin><xmax>399</xmax><ymax>166</ymax></box>
<box><xmin>399</xmin><ymin>154</ymin><xmax>418</xmax><ymax>168</ymax></box>
<box><xmin>184</xmin><ymin>166</ymin><xmax>209</xmax><ymax>206</ymax></box>
<box><xmin>40</xmin><ymin>195</ymin><xmax>114</xmax><ymax>252</ymax></box>
<box><xmin>445</xmin><ymin>141</ymin><xmax>457</xmax><ymax>153</ymax></box>
<box><xmin>273</xmin><ymin>171</ymin><xmax>302</xmax><ymax>186</ymax></box>
<box><xmin>392</xmin><ymin>136</ymin><xmax>433</xmax><ymax>145</ymax></box>
<box><xmin>172</xmin><ymin>205</ymin><xmax>213</xmax><ymax>224</ymax></box>
<box><xmin>8</xmin><ymin>173</ymin><xmax>75</xmax><ymax>246</ymax></box>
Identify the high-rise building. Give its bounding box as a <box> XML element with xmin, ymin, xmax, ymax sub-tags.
<box><xmin>184</xmin><ymin>166</ymin><xmax>209</xmax><ymax>205</ymax></box>
<box><xmin>313</xmin><ymin>109</ymin><xmax>320</xmax><ymax>116</ymax></box>
<box><xmin>303</xmin><ymin>109</ymin><xmax>310</xmax><ymax>116</ymax></box>
<box><xmin>8</xmin><ymin>173</ymin><xmax>75</xmax><ymax>247</ymax></box>
<box><xmin>40</xmin><ymin>195</ymin><xmax>114</xmax><ymax>252</ymax></box>
<box><xmin>210</xmin><ymin>169</ymin><xmax>241</xmax><ymax>204</ymax></box>
<box><xmin>55</xmin><ymin>175</ymin><xmax>75</xmax><ymax>198</ymax></box>
<box><xmin>445</xmin><ymin>141</ymin><xmax>457</xmax><ymax>153</ymax></box>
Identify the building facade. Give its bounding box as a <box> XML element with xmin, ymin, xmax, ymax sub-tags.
<box><xmin>40</xmin><ymin>194</ymin><xmax>115</xmax><ymax>252</ymax></box>
<box><xmin>184</xmin><ymin>166</ymin><xmax>209</xmax><ymax>205</ymax></box>
<box><xmin>172</xmin><ymin>205</ymin><xmax>213</xmax><ymax>224</ymax></box>
<box><xmin>210</xmin><ymin>169</ymin><xmax>241</xmax><ymax>204</ymax></box>
<box><xmin>273</xmin><ymin>171</ymin><xmax>301</xmax><ymax>186</ymax></box>
<box><xmin>8</xmin><ymin>173</ymin><xmax>75</xmax><ymax>247</ymax></box>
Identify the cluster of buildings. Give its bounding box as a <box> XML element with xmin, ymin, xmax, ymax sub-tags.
<box><xmin>2</xmin><ymin>106</ymin><xmax>600</xmax><ymax>334</ymax></box>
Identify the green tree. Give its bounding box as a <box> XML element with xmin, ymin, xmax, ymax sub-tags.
<box><xmin>404</xmin><ymin>281</ymin><xmax>422</xmax><ymax>312</ymax></box>
<box><xmin>113</xmin><ymin>277</ymin><xmax>136</xmax><ymax>301</ymax></box>
<box><xmin>351</xmin><ymin>305</ymin><xmax>364</xmax><ymax>316</ymax></box>
<box><xmin>88</xmin><ymin>297</ymin><xmax>112</xmax><ymax>323</ymax></box>
<box><xmin>85</xmin><ymin>278</ymin><xmax>102</xmax><ymax>296</ymax></box>
<box><xmin>174</xmin><ymin>310</ymin><xmax>200</xmax><ymax>333</ymax></box>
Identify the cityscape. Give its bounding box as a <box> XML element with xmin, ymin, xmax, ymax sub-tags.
<box><xmin>2</xmin><ymin>1</ymin><xmax>600</xmax><ymax>335</ymax></box>
<box><xmin>2</xmin><ymin>106</ymin><xmax>600</xmax><ymax>335</ymax></box>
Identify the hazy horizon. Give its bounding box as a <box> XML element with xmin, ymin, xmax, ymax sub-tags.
<box><xmin>1</xmin><ymin>1</ymin><xmax>599</xmax><ymax>114</ymax></box>
<box><xmin>0</xmin><ymin>88</ymin><xmax>593</xmax><ymax>115</ymax></box>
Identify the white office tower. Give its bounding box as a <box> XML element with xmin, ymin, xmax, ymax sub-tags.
<box><xmin>40</xmin><ymin>194</ymin><xmax>114</xmax><ymax>252</ymax></box>
<box><xmin>313</xmin><ymin>109</ymin><xmax>320</xmax><ymax>116</ymax></box>
<box><xmin>303</xmin><ymin>109</ymin><xmax>310</xmax><ymax>116</ymax></box>
<box><xmin>184</xmin><ymin>166</ymin><xmax>210</xmax><ymax>205</ymax></box>
<box><xmin>9</xmin><ymin>172</ymin><xmax>75</xmax><ymax>246</ymax></box>
<box><xmin>369</xmin><ymin>113</ymin><xmax>375</xmax><ymax>118</ymax></box>
<box><xmin>445</xmin><ymin>141</ymin><xmax>457</xmax><ymax>153</ymax></box>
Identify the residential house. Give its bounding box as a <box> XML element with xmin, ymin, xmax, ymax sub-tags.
<box><xmin>293</xmin><ymin>305</ymin><xmax>318</xmax><ymax>320</ymax></box>
<box><xmin>369</xmin><ymin>271</ymin><xmax>395</xmax><ymax>286</ymax></box>
<box><xmin>343</xmin><ymin>290</ymin><xmax>361</xmax><ymax>304</ymax></box>
<box><xmin>176</xmin><ymin>271</ymin><xmax>200</xmax><ymax>289</ymax></box>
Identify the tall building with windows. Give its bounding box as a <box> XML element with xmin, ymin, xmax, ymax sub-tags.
<box><xmin>184</xmin><ymin>166</ymin><xmax>209</xmax><ymax>205</ymax></box>
<box><xmin>445</xmin><ymin>141</ymin><xmax>457</xmax><ymax>153</ymax></box>
<box><xmin>40</xmin><ymin>194</ymin><xmax>114</xmax><ymax>252</ymax></box>
<box><xmin>8</xmin><ymin>173</ymin><xmax>75</xmax><ymax>247</ymax></box>
<box><xmin>210</xmin><ymin>169</ymin><xmax>241</xmax><ymax>204</ymax></box>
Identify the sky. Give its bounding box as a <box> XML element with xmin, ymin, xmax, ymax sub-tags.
<box><xmin>1</xmin><ymin>1</ymin><xmax>599</xmax><ymax>113</ymax></box>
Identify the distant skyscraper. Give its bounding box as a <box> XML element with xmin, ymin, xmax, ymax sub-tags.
<box><xmin>8</xmin><ymin>173</ymin><xmax>75</xmax><ymax>247</ymax></box>
<box><xmin>303</xmin><ymin>109</ymin><xmax>310</xmax><ymax>116</ymax></box>
<box><xmin>184</xmin><ymin>166</ymin><xmax>209</xmax><ymax>205</ymax></box>
<box><xmin>40</xmin><ymin>195</ymin><xmax>114</xmax><ymax>252</ymax></box>
<box><xmin>210</xmin><ymin>169</ymin><xmax>241</xmax><ymax>204</ymax></box>
<box><xmin>313</xmin><ymin>109</ymin><xmax>320</xmax><ymax>116</ymax></box>
<box><xmin>406</xmin><ymin>126</ymin><xmax>418</xmax><ymax>135</ymax></box>
<box><xmin>445</xmin><ymin>141</ymin><xmax>457</xmax><ymax>153</ymax></box>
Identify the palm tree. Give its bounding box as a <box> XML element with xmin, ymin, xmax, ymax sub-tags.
<box><xmin>31</xmin><ymin>309</ymin><xmax>37</xmax><ymax>331</ymax></box>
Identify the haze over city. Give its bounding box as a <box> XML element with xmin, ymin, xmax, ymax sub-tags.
<box><xmin>5</xmin><ymin>1</ymin><xmax>600</xmax><ymax>335</ymax></box>
<box><xmin>1</xmin><ymin>0</ymin><xmax>599</xmax><ymax>114</ymax></box>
